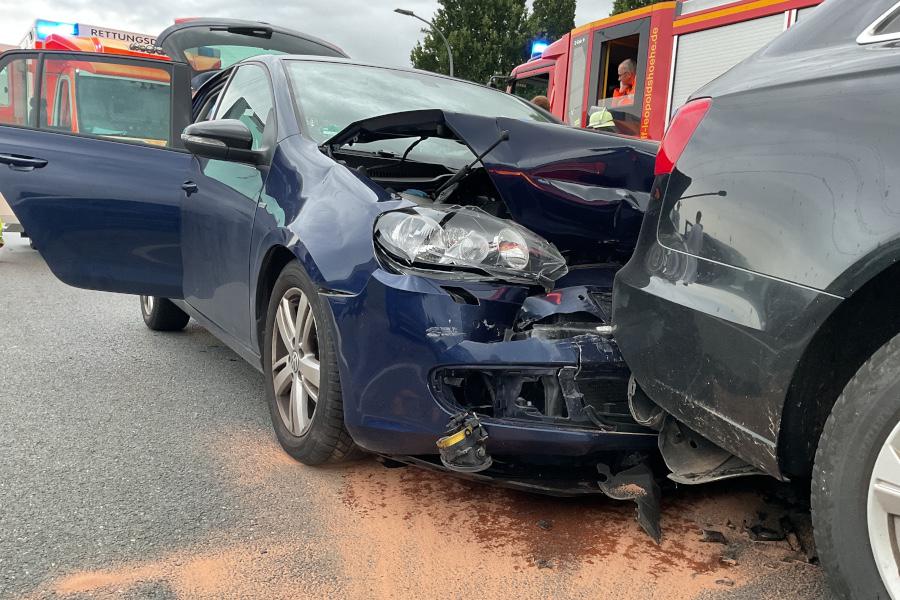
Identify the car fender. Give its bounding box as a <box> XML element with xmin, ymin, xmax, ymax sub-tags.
<box><xmin>247</xmin><ymin>135</ymin><xmax>412</xmax><ymax>353</ymax></box>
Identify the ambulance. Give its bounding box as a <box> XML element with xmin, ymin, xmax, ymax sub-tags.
<box><xmin>507</xmin><ymin>0</ymin><xmax>823</xmax><ymax>139</ymax></box>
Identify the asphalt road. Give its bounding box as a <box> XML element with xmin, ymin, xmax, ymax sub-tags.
<box><xmin>0</xmin><ymin>232</ymin><xmax>834</xmax><ymax>599</ymax></box>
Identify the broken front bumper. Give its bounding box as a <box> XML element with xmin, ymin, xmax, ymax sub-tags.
<box><xmin>326</xmin><ymin>268</ymin><xmax>657</xmax><ymax>458</ymax></box>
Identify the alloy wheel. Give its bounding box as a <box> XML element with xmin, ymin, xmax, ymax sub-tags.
<box><xmin>868</xmin><ymin>418</ymin><xmax>900</xmax><ymax>598</ymax></box>
<box><xmin>271</xmin><ymin>287</ymin><xmax>320</xmax><ymax>436</ymax></box>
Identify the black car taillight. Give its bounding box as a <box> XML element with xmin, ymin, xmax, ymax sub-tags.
<box><xmin>654</xmin><ymin>98</ymin><xmax>712</xmax><ymax>176</ymax></box>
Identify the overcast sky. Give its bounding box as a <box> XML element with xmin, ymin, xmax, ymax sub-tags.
<box><xmin>0</xmin><ymin>0</ymin><xmax>614</xmax><ymax>66</ymax></box>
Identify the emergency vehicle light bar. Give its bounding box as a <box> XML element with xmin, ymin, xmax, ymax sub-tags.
<box><xmin>35</xmin><ymin>20</ymin><xmax>78</xmax><ymax>40</ymax></box>
<box><xmin>530</xmin><ymin>40</ymin><xmax>549</xmax><ymax>59</ymax></box>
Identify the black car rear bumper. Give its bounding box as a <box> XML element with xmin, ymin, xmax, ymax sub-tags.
<box><xmin>612</xmin><ymin>201</ymin><xmax>842</xmax><ymax>478</ymax></box>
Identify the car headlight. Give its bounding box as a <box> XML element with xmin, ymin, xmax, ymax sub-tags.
<box><xmin>374</xmin><ymin>205</ymin><xmax>567</xmax><ymax>287</ymax></box>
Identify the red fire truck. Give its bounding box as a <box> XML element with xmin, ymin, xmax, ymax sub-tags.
<box><xmin>508</xmin><ymin>0</ymin><xmax>823</xmax><ymax>140</ymax></box>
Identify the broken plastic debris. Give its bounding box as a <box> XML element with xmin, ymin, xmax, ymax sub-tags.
<box><xmin>598</xmin><ymin>462</ymin><xmax>661</xmax><ymax>543</ymax></box>
<box><xmin>700</xmin><ymin>529</ymin><xmax>727</xmax><ymax>544</ymax></box>
<box><xmin>746</xmin><ymin>523</ymin><xmax>785</xmax><ymax>542</ymax></box>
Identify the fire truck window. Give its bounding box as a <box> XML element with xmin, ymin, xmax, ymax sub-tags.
<box><xmin>213</xmin><ymin>64</ymin><xmax>274</xmax><ymax>151</ymax></box>
<box><xmin>511</xmin><ymin>73</ymin><xmax>549</xmax><ymax>102</ymax></box>
<box><xmin>599</xmin><ymin>35</ymin><xmax>640</xmax><ymax>105</ymax></box>
<box><xmin>0</xmin><ymin>57</ymin><xmax>36</xmax><ymax>127</ymax></box>
<box><xmin>40</xmin><ymin>57</ymin><xmax>172</xmax><ymax>147</ymax></box>
<box><xmin>588</xmin><ymin>34</ymin><xmax>643</xmax><ymax>136</ymax></box>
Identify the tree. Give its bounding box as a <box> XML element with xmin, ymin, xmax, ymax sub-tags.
<box><xmin>527</xmin><ymin>0</ymin><xmax>576</xmax><ymax>49</ymax></box>
<box><xmin>611</xmin><ymin>0</ymin><xmax>660</xmax><ymax>15</ymax></box>
<box><xmin>410</xmin><ymin>0</ymin><xmax>529</xmax><ymax>84</ymax></box>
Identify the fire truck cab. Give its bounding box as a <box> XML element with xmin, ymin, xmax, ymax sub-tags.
<box><xmin>507</xmin><ymin>34</ymin><xmax>569</xmax><ymax>107</ymax></box>
<box><xmin>508</xmin><ymin>0</ymin><xmax>822</xmax><ymax>140</ymax></box>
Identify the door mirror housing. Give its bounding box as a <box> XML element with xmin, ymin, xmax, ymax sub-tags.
<box><xmin>181</xmin><ymin>119</ymin><xmax>263</xmax><ymax>164</ymax></box>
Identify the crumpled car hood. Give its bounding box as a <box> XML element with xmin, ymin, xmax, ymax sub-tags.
<box><xmin>326</xmin><ymin>109</ymin><xmax>658</xmax><ymax>262</ymax></box>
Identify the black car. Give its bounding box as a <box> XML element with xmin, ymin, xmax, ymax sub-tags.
<box><xmin>612</xmin><ymin>0</ymin><xmax>900</xmax><ymax>597</ymax></box>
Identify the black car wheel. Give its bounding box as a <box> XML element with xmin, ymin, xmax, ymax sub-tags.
<box><xmin>263</xmin><ymin>262</ymin><xmax>358</xmax><ymax>465</ymax></box>
<box><xmin>140</xmin><ymin>296</ymin><xmax>190</xmax><ymax>331</ymax></box>
<box><xmin>812</xmin><ymin>333</ymin><xmax>900</xmax><ymax>600</ymax></box>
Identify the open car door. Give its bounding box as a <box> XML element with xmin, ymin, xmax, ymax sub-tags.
<box><xmin>0</xmin><ymin>50</ymin><xmax>192</xmax><ymax>297</ymax></box>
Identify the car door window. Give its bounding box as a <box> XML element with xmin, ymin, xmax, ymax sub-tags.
<box><xmin>40</xmin><ymin>56</ymin><xmax>174</xmax><ymax>147</ymax></box>
<box><xmin>213</xmin><ymin>64</ymin><xmax>274</xmax><ymax>150</ymax></box>
<box><xmin>52</xmin><ymin>77</ymin><xmax>72</xmax><ymax>130</ymax></box>
<box><xmin>0</xmin><ymin>55</ymin><xmax>37</xmax><ymax>127</ymax></box>
<box><xmin>0</xmin><ymin>61</ymin><xmax>9</xmax><ymax>105</ymax></box>
<box><xmin>194</xmin><ymin>89</ymin><xmax>221</xmax><ymax>122</ymax></box>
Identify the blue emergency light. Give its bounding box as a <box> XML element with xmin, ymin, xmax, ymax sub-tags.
<box><xmin>530</xmin><ymin>40</ymin><xmax>549</xmax><ymax>59</ymax></box>
<box><xmin>35</xmin><ymin>20</ymin><xmax>78</xmax><ymax>40</ymax></box>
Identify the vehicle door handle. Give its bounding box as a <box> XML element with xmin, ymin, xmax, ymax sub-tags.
<box><xmin>182</xmin><ymin>181</ymin><xmax>199</xmax><ymax>196</ymax></box>
<box><xmin>0</xmin><ymin>154</ymin><xmax>48</xmax><ymax>171</ymax></box>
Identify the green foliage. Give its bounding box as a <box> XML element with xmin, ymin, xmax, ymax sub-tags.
<box><xmin>528</xmin><ymin>0</ymin><xmax>577</xmax><ymax>45</ymax></box>
<box><xmin>410</xmin><ymin>0</ymin><xmax>528</xmax><ymax>84</ymax></box>
<box><xmin>611</xmin><ymin>0</ymin><xmax>660</xmax><ymax>16</ymax></box>
<box><xmin>409</xmin><ymin>0</ymin><xmax>576</xmax><ymax>84</ymax></box>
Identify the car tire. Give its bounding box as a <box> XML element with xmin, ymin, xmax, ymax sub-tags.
<box><xmin>263</xmin><ymin>262</ymin><xmax>359</xmax><ymax>465</ymax></box>
<box><xmin>812</xmin><ymin>333</ymin><xmax>900</xmax><ymax>600</ymax></box>
<box><xmin>140</xmin><ymin>296</ymin><xmax>190</xmax><ymax>331</ymax></box>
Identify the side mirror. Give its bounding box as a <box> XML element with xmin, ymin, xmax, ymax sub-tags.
<box><xmin>181</xmin><ymin>119</ymin><xmax>262</xmax><ymax>164</ymax></box>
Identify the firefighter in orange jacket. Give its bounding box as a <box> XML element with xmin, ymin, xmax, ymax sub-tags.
<box><xmin>612</xmin><ymin>58</ymin><xmax>637</xmax><ymax>107</ymax></box>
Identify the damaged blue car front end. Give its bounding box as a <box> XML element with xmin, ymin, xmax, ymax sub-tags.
<box><xmin>311</xmin><ymin>109</ymin><xmax>660</xmax><ymax>490</ymax></box>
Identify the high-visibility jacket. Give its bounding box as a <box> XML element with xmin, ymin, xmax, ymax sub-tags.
<box><xmin>612</xmin><ymin>84</ymin><xmax>635</xmax><ymax>107</ymax></box>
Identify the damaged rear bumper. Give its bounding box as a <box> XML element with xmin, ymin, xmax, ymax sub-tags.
<box><xmin>326</xmin><ymin>268</ymin><xmax>657</xmax><ymax>458</ymax></box>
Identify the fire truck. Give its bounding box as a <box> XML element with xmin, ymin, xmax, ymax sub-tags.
<box><xmin>507</xmin><ymin>0</ymin><xmax>823</xmax><ymax>140</ymax></box>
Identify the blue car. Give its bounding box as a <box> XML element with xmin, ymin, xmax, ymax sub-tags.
<box><xmin>0</xmin><ymin>36</ymin><xmax>659</xmax><ymax>500</ymax></box>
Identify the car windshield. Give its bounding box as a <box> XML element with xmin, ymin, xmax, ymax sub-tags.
<box><xmin>285</xmin><ymin>60</ymin><xmax>556</xmax><ymax>165</ymax></box>
<box><xmin>75</xmin><ymin>73</ymin><xmax>170</xmax><ymax>144</ymax></box>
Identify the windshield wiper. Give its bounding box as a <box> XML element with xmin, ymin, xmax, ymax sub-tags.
<box><xmin>433</xmin><ymin>129</ymin><xmax>509</xmax><ymax>200</ymax></box>
<box><xmin>400</xmin><ymin>136</ymin><xmax>427</xmax><ymax>165</ymax></box>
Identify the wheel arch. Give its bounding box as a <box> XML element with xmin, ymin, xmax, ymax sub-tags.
<box><xmin>253</xmin><ymin>244</ymin><xmax>298</xmax><ymax>356</ymax></box>
<box><xmin>778</xmin><ymin>259</ymin><xmax>900</xmax><ymax>478</ymax></box>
